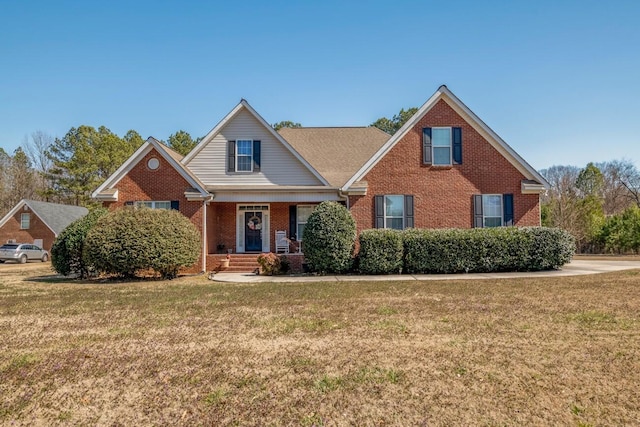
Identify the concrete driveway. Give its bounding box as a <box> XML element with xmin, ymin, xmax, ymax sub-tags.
<box><xmin>210</xmin><ymin>259</ymin><xmax>640</xmax><ymax>283</ymax></box>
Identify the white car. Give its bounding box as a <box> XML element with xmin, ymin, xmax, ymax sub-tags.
<box><xmin>0</xmin><ymin>243</ymin><xmax>49</xmax><ymax>263</ymax></box>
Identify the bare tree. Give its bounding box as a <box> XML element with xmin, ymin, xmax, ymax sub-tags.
<box><xmin>22</xmin><ymin>131</ymin><xmax>55</xmax><ymax>201</ymax></box>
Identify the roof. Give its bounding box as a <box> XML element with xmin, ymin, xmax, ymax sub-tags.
<box><xmin>92</xmin><ymin>137</ymin><xmax>209</xmax><ymax>200</ymax></box>
<box><xmin>344</xmin><ymin>85</ymin><xmax>550</xmax><ymax>190</ymax></box>
<box><xmin>182</xmin><ymin>99</ymin><xmax>330</xmax><ymax>186</ymax></box>
<box><xmin>0</xmin><ymin>200</ymin><xmax>88</xmax><ymax>236</ymax></box>
<box><xmin>278</xmin><ymin>127</ymin><xmax>390</xmax><ymax>187</ymax></box>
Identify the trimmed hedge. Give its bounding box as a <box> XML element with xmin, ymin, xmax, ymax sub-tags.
<box><xmin>357</xmin><ymin>229</ymin><xmax>403</xmax><ymax>274</ymax></box>
<box><xmin>302</xmin><ymin>201</ymin><xmax>356</xmax><ymax>274</ymax></box>
<box><xmin>51</xmin><ymin>208</ymin><xmax>108</xmax><ymax>278</ymax></box>
<box><xmin>85</xmin><ymin>207</ymin><xmax>201</xmax><ymax>279</ymax></box>
<box><xmin>403</xmin><ymin>227</ymin><xmax>575</xmax><ymax>274</ymax></box>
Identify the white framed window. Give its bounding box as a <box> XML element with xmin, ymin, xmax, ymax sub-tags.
<box><xmin>432</xmin><ymin>127</ymin><xmax>452</xmax><ymax>166</ymax></box>
<box><xmin>135</xmin><ymin>201</ymin><xmax>172</xmax><ymax>210</ymax></box>
<box><xmin>296</xmin><ymin>205</ymin><xmax>315</xmax><ymax>241</ymax></box>
<box><xmin>20</xmin><ymin>213</ymin><xmax>30</xmax><ymax>229</ymax></box>
<box><xmin>482</xmin><ymin>195</ymin><xmax>503</xmax><ymax>227</ymax></box>
<box><xmin>236</xmin><ymin>140</ymin><xmax>253</xmax><ymax>172</ymax></box>
<box><xmin>384</xmin><ymin>195</ymin><xmax>404</xmax><ymax>230</ymax></box>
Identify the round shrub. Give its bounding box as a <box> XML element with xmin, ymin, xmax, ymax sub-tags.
<box><xmin>302</xmin><ymin>201</ymin><xmax>356</xmax><ymax>274</ymax></box>
<box><xmin>51</xmin><ymin>208</ymin><xmax>108</xmax><ymax>278</ymax></box>
<box><xmin>84</xmin><ymin>207</ymin><xmax>201</xmax><ymax>279</ymax></box>
<box><xmin>357</xmin><ymin>229</ymin><xmax>403</xmax><ymax>274</ymax></box>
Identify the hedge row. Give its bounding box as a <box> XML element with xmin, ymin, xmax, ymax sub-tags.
<box><xmin>357</xmin><ymin>227</ymin><xmax>575</xmax><ymax>274</ymax></box>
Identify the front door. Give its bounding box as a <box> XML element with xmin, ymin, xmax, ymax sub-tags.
<box><xmin>244</xmin><ymin>211</ymin><xmax>263</xmax><ymax>252</ymax></box>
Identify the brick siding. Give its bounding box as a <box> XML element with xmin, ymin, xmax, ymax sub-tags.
<box><xmin>349</xmin><ymin>99</ymin><xmax>540</xmax><ymax>236</ymax></box>
<box><xmin>0</xmin><ymin>207</ymin><xmax>56</xmax><ymax>251</ymax></box>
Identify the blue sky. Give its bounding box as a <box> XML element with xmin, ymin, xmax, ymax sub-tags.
<box><xmin>1</xmin><ymin>0</ymin><xmax>639</xmax><ymax>170</ymax></box>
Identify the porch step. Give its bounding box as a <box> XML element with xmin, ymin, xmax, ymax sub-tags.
<box><xmin>208</xmin><ymin>254</ymin><xmax>260</xmax><ymax>273</ymax></box>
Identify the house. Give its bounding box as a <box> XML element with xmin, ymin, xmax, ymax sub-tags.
<box><xmin>92</xmin><ymin>85</ymin><xmax>549</xmax><ymax>272</ymax></box>
<box><xmin>0</xmin><ymin>200</ymin><xmax>89</xmax><ymax>251</ymax></box>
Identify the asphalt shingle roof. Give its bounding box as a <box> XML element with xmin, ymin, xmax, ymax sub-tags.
<box><xmin>25</xmin><ymin>200</ymin><xmax>89</xmax><ymax>235</ymax></box>
<box><xmin>278</xmin><ymin>127</ymin><xmax>390</xmax><ymax>187</ymax></box>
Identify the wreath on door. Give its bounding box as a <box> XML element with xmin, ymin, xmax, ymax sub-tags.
<box><xmin>247</xmin><ymin>215</ymin><xmax>262</xmax><ymax>230</ymax></box>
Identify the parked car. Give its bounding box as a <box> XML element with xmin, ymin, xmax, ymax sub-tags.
<box><xmin>0</xmin><ymin>243</ymin><xmax>49</xmax><ymax>263</ymax></box>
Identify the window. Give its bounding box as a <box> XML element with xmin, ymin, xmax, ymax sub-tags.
<box><xmin>296</xmin><ymin>205</ymin><xmax>315</xmax><ymax>241</ymax></box>
<box><xmin>20</xmin><ymin>213</ymin><xmax>30</xmax><ymax>229</ymax></box>
<box><xmin>432</xmin><ymin>127</ymin><xmax>452</xmax><ymax>165</ymax></box>
<box><xmin>482</xmin><ymin>195</ymin><xmax>503</xmax><ymax>227</ymax></box>
<box><xmin>375</xmin><ymin>195</ymin><xmax>414</xmax><ymax>230</ymax></box>
<box><xmin>423</xmin><ymin>127</ymin><xmax>462</xmax><ymax>165</ymax></box>
<box><xmin>384</xmin><ymin>195</ymin><xmax>405</xmax><ymax>230</ymax></box>
<box><xmin>473</xmin><ymin>194</ymin><xmax>513</xmax><ymax>228</ymax></box>
<box><xmin>236</xmin><ymin>140</ymin><xmax>253</xmax><ymax>172</ymax></box>
<box><xmin>135</xmin><ymin>201</ymin><xmax>172</xmax><ymax>210</ymax></box>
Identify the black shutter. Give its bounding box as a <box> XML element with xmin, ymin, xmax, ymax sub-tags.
<box><xmin>503</xmin><ymin>194</ymin><xmax>514</xmax><ymax>226</ymax></box>
<box><xmin>289</xmin><ymin>205</ymin><xmax>297</xmax><ymax>240</ymax></box>
<box><xmin>170</xmin><ymin>201</ymin><xmax>179</xmax><ymax>211</ymax></box>
<box><xmin>227</xmin><ymin>140</ymin><xmax>236</xmax><ymax>172</ymax></box>
<box><xmin>404</xmin><ymin>195</ymin><xmax>414</xmax><ymax>229</ymax></box>
<box><xmin>375</xmin><ymin>195</ymin><xmax>384</xmax><ymax>228</ymax></box>
<box><xmin>473</xmin><ymin>195</ymin><xmax>483</xmax><ymax>228</ymax></box>
<box><xmin>253</xmin><ymin>140</ymin><xmax>261</xmax><ymax>172</ymax></box>
<box><xmin>453</xmin><ymin>127</ymin><xmax>462</xmax><ymax>164</ymax></box>
<box><xmin>423</xmin><ymin>128</ymin><xmax>432</xmax><ymax>165</ymax></box>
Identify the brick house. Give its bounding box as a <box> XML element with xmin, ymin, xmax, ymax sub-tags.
<box><xmin>0</xmin><ymin>200</ymin><xmax>88</xmax><ymax>251</ymax></box>
<box><xmin>93</xmin><ymin>86</ymin><xmax>549</xmax><ymax>272</ymax></box>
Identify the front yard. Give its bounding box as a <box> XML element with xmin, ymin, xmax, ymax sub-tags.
<box><xmin>1</xmin><ymin>265</ymin><xmax>639</xmax><ymax>425</ymax></box>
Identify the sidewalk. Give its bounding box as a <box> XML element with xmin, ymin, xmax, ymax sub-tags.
<box><xmin>210</xmin><ymin>260</ymin><xmax>640</xmax><ymax>283</ymax></box>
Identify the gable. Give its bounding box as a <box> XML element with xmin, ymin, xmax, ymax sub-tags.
<box><xmin>184</xmin><ymin>103</ymin><xmax>327</xmax><ymax>188</ymax></box>
<box><xmin>92</xmin><ymin>138</ymin><xmax>209</xmax><ymax>202</ymax></box>
<box><xmin>345</xmin><ymin>86</ymin><xmax>549</xmax><ymax>191</ymax></box>
<box><xmin>0</xmin><ymin>200</ymin><xmax>88</xmax><ymax>236</ymax></box>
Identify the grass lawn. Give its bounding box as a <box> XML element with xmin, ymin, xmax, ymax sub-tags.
<box><xmin>1</xmin><ymin>265</ymin><xmax>639</xmax><ymax>426</ymax></box>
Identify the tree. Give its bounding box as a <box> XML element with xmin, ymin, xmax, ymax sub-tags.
<box><xmin>6</xmin><ymin>147</ymin><xmax>37</xmax><ymax>208</ymax></box>
<box><xmin>371</xmin><ymin>107</ymin><xmax>418</xmax><ymax>135</ymax></box>
<box><xmin>23</xmin><ymin>131</ymin><xmax>54</xmax><ymax>201</ymax></box>
<box><xmin>46</xmin><ymin>126</ymin><xmax>142</xmax><ymax>206</ymax></box>
<box><xmin>272</xmin><ymin>121</ymin><xmax>302</xmax><ymax>131</ymax></box>
<box><xmin>167</xmin><ymin>130</ymin><xmax>198</xmax><ymax>156</ymax></box>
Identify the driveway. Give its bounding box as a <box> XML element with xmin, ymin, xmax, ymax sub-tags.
<box><xmin>211</xmin><ymin>259</ymin><xmax>640</xmax><ymax>283</ymax></box>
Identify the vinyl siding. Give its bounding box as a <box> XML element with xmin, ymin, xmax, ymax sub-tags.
<box><xmin>186</xmin><ymin>109</ymin><xmax>323</xmax><ymax>186</ymax></box>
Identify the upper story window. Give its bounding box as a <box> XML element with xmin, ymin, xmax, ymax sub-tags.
<box><xmin>227</xmin><ymin>140</ymin><xmax>261</xmax><ymax>173</ymax></box>
<box><xmin>423</xmin><ymin>127</ymin><xmax>462</xmax><ymax>166</ymax></box>
<box><xmin>236</xmin><ymin>140</ymin><xmax>253</xmax><ymax>172</ymax></box>
<box><xmin>20</xmin><ymin>213</ymin><xmax>30</xmax><ymax>229</ymax></box>
<box><xmin>136</xmin><ymin>201</ymin><xmax>172</xmax><ymax>210</ymax></box>
<box><xmin>432</xmin><ymin>128</ymin><xmax>452</xmax><ymax>165</ymax></box>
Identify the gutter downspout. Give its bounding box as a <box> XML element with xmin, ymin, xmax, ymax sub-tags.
<box><xmin>338</xmin><ymin>189</ymin><xmax>350</xmax><ymax>209</ymax></box>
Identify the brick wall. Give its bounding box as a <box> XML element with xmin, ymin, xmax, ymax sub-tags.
<box><xmin>104</xmin><ymin>148</ymin><xmax>205</xmax><ymax>273</ymax></box>
<box><xmin>0</xmin><ymin>207</ymin><xmax>56</xmax><ymax>251</ymax></box>
<box><xmin>349</xmin><ymin>99</ymin><xmax>540</xmax><ymax>235</ymax></box>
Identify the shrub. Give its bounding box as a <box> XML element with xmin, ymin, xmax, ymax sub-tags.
<box><xmin>257</xmin><ymin>252</ymin><xmax>290</xmax><ymax>275</ymax></box>
<box><xmin>51</xmin><ymin>208</ymin><xmax>108</xmax><ymax>278</ymax></box>
<box><xmin>302</xmin><ymin>201</ymin><xmax>356</xmax><ymax>274</ymax></box>
<box><xmin>403</xmin><ymin>227</ymin><xmax>575</xmax><ymax>274</ymax></box>
<box><xmin>357</xmin><ymin>229</ymin><xmax>403</xmax><ymax>274</ymax></box>
<box><xmin>599</xmin><ymin>206</ymin><xmax>640</xmax><ymax>254</ymax></box>
<box><xmin>84</xmin><ymin>207</ymin><xmax>201</xmax><ymax>279</ymax></box>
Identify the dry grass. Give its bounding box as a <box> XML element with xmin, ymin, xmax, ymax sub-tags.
<box><xmin>1</xmin><ymin>265</ymin><xmax>639</xmax><ymax>426</ymax></box>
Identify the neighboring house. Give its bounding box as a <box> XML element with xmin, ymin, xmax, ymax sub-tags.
<box><xmin>93</xmin><ymin>86</ymin><xmax>549</xmax><ymax>272</ymax></box>
<box><xmin>0</xmin><ymin>200</ymin><xmax>89</xmax><ymax>251</ymax></box>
